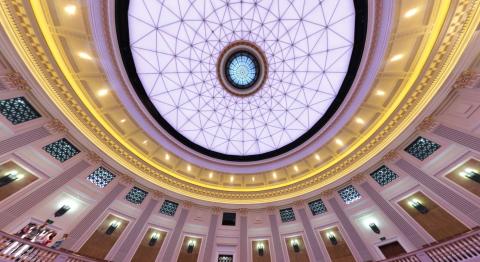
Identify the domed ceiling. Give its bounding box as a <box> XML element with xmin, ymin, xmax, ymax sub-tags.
<box><xmin>8</xmin><ymin>0</ymin><xmax>477</xmax><ymax>204</ymax></box>
<box><xmin>117</xmin><ymin>0</ymin><xmax>367</xmax><ymax>161</ymax></box>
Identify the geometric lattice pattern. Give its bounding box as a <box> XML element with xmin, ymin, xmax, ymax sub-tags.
<box><xmin>308</xmin><ymin>199</ymin><xmax>327</xmax><ymax>216</ymax></box>
<box><xmin>405</xmin><ymin>136</ymin><xmax>441</xmax><ymax>161</ymax></box>
<box><xmin>0</xmin><ymin>97</ymin><xmax>41</xmax><ymax>125</ymax></box>
<box><xmin>128</xmin><ymin>0</ymin><xmax>356</xmax><ymax>156</ymax></box>
<box><xmin>87</xmin><ymin>167</ymin><xmax>116</xmax><ymax>188</ymax></box>
<box><xmin>159</xmin><ymin>200</ymin><xmax>179</xmax><ymax>216</ymax></box>
<box><xmin>125</xmin><ymin>187</ymin><xmax>148</xmax><ymax>205</ymax></box>
<box><xmin>370</xmin><ymin>165</ymin><xmax>399</xmax><ymax>186</ymax></box>
<box><xmin>43</xmin><ymin>138</ymin><xmax>80</xmax><ymax>163</ymax></box>
<box><xmin>227</xmin><ymin>53</ymin><xmax>257</xmax><ymax>88</ymax></box>
<box><xmin>279</xmin><ymin>208</ymin><xmax>295</xmax><ymax>223</ymax></box>
<box><xmin>338</xmin><ymin>185</ymin><xmax>361</xmax><ymax>204</ymax></box>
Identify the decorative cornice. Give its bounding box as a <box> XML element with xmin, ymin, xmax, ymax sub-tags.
<box><xmin>85</xmin><ymin>151</ymin><xmax>102</xmax><ymax>166</ymax></box>
<box><xmin>44</xmin><ymin>119</ymin><xmax>67</xmax><ymax>134</ymax></box>
<box><xmin>382</xmin><ymin>150</ymin><xmax>401</xmax><ymax>163</ymax></box>
<box><xmin>453</xmin><ymin>70</ymin><xmax>480</xmax><ymax>89</ymax></box>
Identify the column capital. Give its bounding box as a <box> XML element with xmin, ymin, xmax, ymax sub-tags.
<box><xmin>85</xmin><ymin>151</ymin><xmax>102</xmax><ymax>166</ymax></box>
<box><xmin>453</xmin><ymin>70</ymin><xmax>480</xmax><ymax>89</ymax></box>
<box><xmin>152</xmin><ymin>190</ymin><xmax>164</xmax><ymax>200</ymax></box>
<box><xmin>266</xmin><ymin>206</ymin><xmax>276</xmax><ymax>215</ymax></box>
<box><xmin>118</xmin><ymin>174</ymin><xmax>135</xmax><ymax>186</ymax></box>
<box><xmin>2</xmin><ymin>71</ymin><xmax>30</xmax><ymax>91</ymax></box>
<box><xmin>238</xmin><ymin>208</ymin><xmax>248</xmax><ymax>216</ymax></box>
<box><xmin>45</xmin><ymin>119</ymin><xmax>67</xmax><ymax>134</ymax></box>
<box><xmin>351</xmin><ymin>173</ymin><xmax>368</xmax><ymax>185</ymax></box>
<box><xmin>182</xmin><ymin>200</ymin><xmax>193</xmax><ymax>209</ymax></box>
<box><xmin>416</xmin><ymin>116</ymin><xmax>439</xmax><ymax>132</ymax></box>
<box><xmin>320</xmin><ymin>189</ymin><xmax>335</xmax><ymax>199</ymax></box>
<box><xmin>211</xmin><ymin>206</ymin><xmax>222</xmax><ymax>215</ymax></box>
<box><xmin>293</xmin><ymin>200</ymin><xmax>305</xmax><ymax>208</ymax></box>
<box><xmin>382</xmin><ymin>150</ymin><xmax>401</xmax><ymax>163</ymax></box>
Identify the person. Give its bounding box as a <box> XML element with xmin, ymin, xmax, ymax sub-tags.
<box><xmin>41</xmin><ymin>232</ymin><xmax>56</xmax><ymax>246</ymax></box>
<box><xmin>51</xmin><ymin>234</ymin><xmax>68</xmax><ymax>250</ymax></box>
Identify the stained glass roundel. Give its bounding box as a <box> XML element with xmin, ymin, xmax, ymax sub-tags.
<box><xmin>226</xmin><ymin>52</ymin><xmax>258</xmax><ymax>89</ymax></box>
<box><xmin>118</xmin><ymin>0</ymin><xmax>366</xmax><ymax>161</ymax></box>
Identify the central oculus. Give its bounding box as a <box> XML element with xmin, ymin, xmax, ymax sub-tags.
<box><xmin>122</xmin><ymin>0</ymin><xmax>364</xmax><ymax>161</ymax></box>
<box><xmin>217</xmin><ymin>41</ymin><xmax>268</xmax><ymax>96</ymax></box>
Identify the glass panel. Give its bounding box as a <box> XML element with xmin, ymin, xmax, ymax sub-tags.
<box><xmin>43</xmin><ymin>138</ymin><xmax>80</xmax><ymax>163</ymax></box>
<box><xmin>125</xmin><ymin>187</ymin><xmax>148</xmax><ymax>205</ymax></box>
<box><xmin>338</xmin><ymin>185</ymin><xmax>361</xmax><ymax>204</ymax></box>
<box><xmin>0</xmin><ymin>97</ymin><xmax>40</xmax><ymax>125</ymax></box>
<box><xmin>370</xmin><ymin>165</ymin><xmax>399</xmax><ymax>186</ymax></box>
<box><xmin>308</xmin><ymin>199</ymin><xmax>327</xmax><ymax>215</ymax></box>
<box><xmin>87</xmin><ymin>167</ymin><xmax>116</xmax><ymax>188</ymax></box>
<box><xmin>405</xmin><ymin>137</ymin><xmax>441</xmax><ymax>161</ymax></box>
<box><xmin>159</xmin><ymin>200</ymin><xmax>179</xmax><ymax>216</ymax></box>
<box><xmin>279</xmin><ymin>208</ymin><xmax>295</xmax><ymax>223</ymax></box>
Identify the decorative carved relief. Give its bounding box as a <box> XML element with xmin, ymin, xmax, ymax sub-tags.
<box><xmin>2</xmin><ymin>71</ymin><xmax>30</xmax><ymax>91</ymax></box>
<box><xmin>118</xmin><ymin>174</ymin><xmax>135</xmax><ymax>186</ymax></box>
<box><xmin>85</xmin><ymin>151</ymin><xmax>102</xmax><ymax>165</ymax></box>
<box><xmin>152</xmin><ymin>190</ymin><xmax>164</xmax><ymax>200</ymax></box>
<box><xmin>182</xmin><ymin>201</ymin><xmax>193</xmax><ymax>209</ymax></box>
<box><xmin>293</xmin><ymin>200</ymin><xmax>305</xmax><ymax>208</ymax></box>
<box><xmin>416</xmin><ymin>116</ymin><xmax>439</xmax><ymax>132</ymax></box>
<box><xmin>351</xmin><ymin>173</ymin><xmax>367</xmax><ymax>184</ymax></box>
<box><xmin>453</xmin><ymin>70</ymin><xmax>480</xmax><ymax>89</ymax></box>
<box><xmin>320</xmin><ymin>189</ymin><xmax>335</xmax><ymax>199</ymax></box>
<box><xmin>382</xmin><ymin>150</ymin><xmax>401</xmax><ymax>163</ymax></box>
<box><xmin>211</xmin><ymin>207</ymin><xmax>222</xmax><ymax>215</ymax></box>
<box><xmin>44</xmin><ymin>119</ymin><xmax>67</xmax><ymax>134</ymax></box>
<box><xmin>238</xmin><ymin>208</ymin><xmax>248</xmax><ymax>216</ymax></box>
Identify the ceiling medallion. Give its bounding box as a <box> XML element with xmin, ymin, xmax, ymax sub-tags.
<box><xmin>217</xmin><ymin>41</ymin><xmax>268</xmax><ymax>96</ymax></box>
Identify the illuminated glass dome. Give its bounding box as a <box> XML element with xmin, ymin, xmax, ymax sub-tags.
<box><xmin>121</xmin><ymin>0</ymin><xmax>365</xmax><ymax>161</ymax></box>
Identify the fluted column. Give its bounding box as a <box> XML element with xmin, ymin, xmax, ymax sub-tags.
<box><xmin>327</xmin><ymin>196</ymin><xmax>374</xmax><ymax>261</ymax></box>
<box><xmin>0</xmin><ymin>119</ymin><xmax>63</xmax><ymax>157</ymax></box>
<box><xmin>239</xmin><ymin>209</ymin><xmax>248</xmax><ymax>262</ymax></box>
<box><xmin>293</xmin><ymin>201</ymin><xmax>326</xmax><ymax>262</ymax></box>
<box><xmin>393</xmin><ymin>157</ymin><xmax>480</xmax><ymax>224</ymax></box>
<box><xmin>0</xmin><ymin>156</ymin><xmax>93</xmax><ymax>229</ymax></box>
<box><xmin>432</xmin><ymin>124</ymin><xmax>480</xmax><ymax>152</ymax></box>
<box><xmin>267</xmin><ymin>207</ymin><xmax>285</xmax><ymax>262</ymax></box>
<box><xmin>203</xmin><ymin>207</ymin><xmax>220</xmax><ymax>262</ymax></box>
<box><xmin>112</xmin><ymin>192</ymin><xmax>160</xmax><ymax>261</ymax></box>
<box><xmin>62</xmin><ymin>173</ymin><xmax>129</xmax><ymax>250</ymax></box>
<box><xmin>162</xmin><ymin>201</ymin><xmax>191</xmax><ymax>262</ymax></box>
<box><xmin>359</xmin><ymin>180</ymin><xmax>428</xmax><ymax>248</ymax></box>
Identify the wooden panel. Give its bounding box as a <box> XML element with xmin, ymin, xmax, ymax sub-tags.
<box><xmin>177</xmin><ymin>236</ymin><xmax>202</xmax><ymax>262</ymax></box>
<box><xmin>78</xmin><ymin>214</ymin><xmax>128</xmax><ymax>260</ymax></box>
<box><xmin>319</xmin><ymin>227</ymin><xmax>355</xmax><ymax>262</ymax></box>
<box><xmin>284</xmin><ymin>236</ymin><xmax>309</xmax><ymax>262</ymax></box>
<box><xmin>0</xmin><ymin>161</ymin><xmax>38</xmax><ymax>202</ymax></box>
<box><xmin>378</xmin><ymin>241</ymin><xmax>406</xmax><ymax>259</ymax></box>
<box><xmin>446</xmin><ymin>159</ymin><xmax>480</xmax><ymax>197</ymax></box>
<box><xmin>252</xmin><ymin>240</ymin><xmax>271</xmax><ymax>262</ymax></box>
<box><xmin>398</xmin><ymin>192</ymin><xmax>469</xmax><ymax>241</ymax></box>
<box><xmin>131</xmin><ymin>228</ymin><xmax>166</xmax><ymax>262</ymax></box>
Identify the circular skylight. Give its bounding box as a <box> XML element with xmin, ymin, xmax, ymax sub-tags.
<box><xmin>226</xmin><ymin>52</ymin><xmax>258</xmax><ymax>89</ymax></box>
<box><xmin>120</xmin><ymin>0</ymin><xmax>365</xmax><ymax>161</ymax></box>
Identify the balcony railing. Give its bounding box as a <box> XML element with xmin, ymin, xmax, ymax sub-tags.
<box><xmin>0</xmin><ymin>231</ymin><xmax>99</xmax><ymax>262</ymax></box>
<box><xmin>382</xmin><ymin>229</ymin><xmax>480</xmax><ymax>262</ymax></box>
